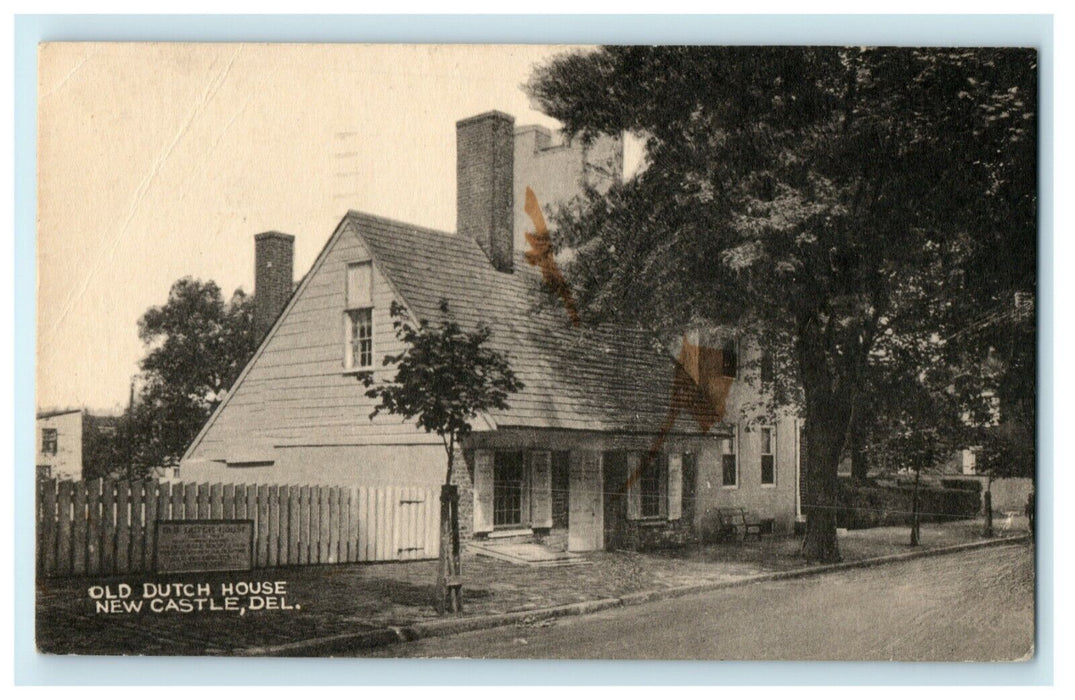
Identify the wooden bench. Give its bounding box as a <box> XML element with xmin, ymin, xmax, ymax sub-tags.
<box><xmin>715</xmin><ymin>507</ymin><xmax>763</xmax><ymax>542</ymax></box>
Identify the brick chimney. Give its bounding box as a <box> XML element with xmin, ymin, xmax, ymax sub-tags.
<box><xmin>456</xmin><ymin>111</ymin><xmax>515</xmax><ymax>273</ymax></box>
<box><xmin>254</xmin><ymin>231</ymin><xmax>294</xmax><ymax>339</ymax></box>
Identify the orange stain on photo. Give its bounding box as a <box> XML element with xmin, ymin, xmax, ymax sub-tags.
<box><xmin>522</xmin><ymin>187</ymin><xmax>581</xmax><ymax>327</ymax></box>
<box><xmin>518</xmin><ymin>189</ymin><xmax>731</xmax><ymax>490</ymax></box>
<box><xmin>626</xmin><ymin>335</ymin><xmax>733</xmax><ymax>491</ymax></box>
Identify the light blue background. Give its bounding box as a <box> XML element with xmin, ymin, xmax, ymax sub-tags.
<box><xmin>14</xmin><ymin>13</ymin><xmax>1054</xmax><ymax>685</ymax></box>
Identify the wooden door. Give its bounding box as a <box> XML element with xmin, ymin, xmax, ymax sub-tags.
<box><xmin>568</xmin><ymin>451</ymin><xmax>603</xmax><ymax>551</ymax></box>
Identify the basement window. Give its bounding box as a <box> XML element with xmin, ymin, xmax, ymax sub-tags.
<box><xmin>344</xmin><ymin>262</ymin><xmax>374</xmax><ymax>370</ymax></box>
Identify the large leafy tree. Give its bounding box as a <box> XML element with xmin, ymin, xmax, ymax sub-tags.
<box><xmin>961</xmin><ymin>298</ymin><xmax>1036</xmax><ymax>480</ymax></box>
<box><xmin>134</xmin><ymin>277</ymin><xmax>258</xmax><ymax>470</ymax></box>
<box><xmin>528</xmin><ymin>46</ymin><xmax>1036</xmax><ymax>562</ymax></box>
<box><xmin>82</xmin><ymin>414</ymin><xmax>127</xmax><ymax>480</ymax></box>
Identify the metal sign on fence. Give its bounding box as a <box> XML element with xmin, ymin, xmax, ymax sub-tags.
<box><xmin>155</xmin><ymin>520</ymin><xmax>254</xmax><ymax>574</ymax></box>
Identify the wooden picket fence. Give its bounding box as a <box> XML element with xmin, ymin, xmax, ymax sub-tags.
<box><xmin>36</xmin><ymin>477</ymin><xmax>440</xmax><ymax>578</ymax></box>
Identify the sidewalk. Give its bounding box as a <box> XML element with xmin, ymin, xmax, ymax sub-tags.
<box><xmin>35</xmin><ymin>517</ymin><xmax>1029</xmax><ymax>656</ymax></box>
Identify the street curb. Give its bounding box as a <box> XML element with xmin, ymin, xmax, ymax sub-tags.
<box><xmin>233</xmin><ymin>533</ymin><xmax>1030</xmax><ymax>657</ymax></box>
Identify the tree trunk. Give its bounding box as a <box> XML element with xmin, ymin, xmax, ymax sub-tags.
<box><xmin>797</xmin><ymin>325</ymin><xmax>854</xmax><ymax>564</ymax></box>
<box><xmin>848</xmin><ymin>404</ymin><xmax>869</xmax><ymax>482</ymax></box>
<box><xmin>435</xmin><ymin>442</ymin><xmax>462</xmax><ymax>614</ymax></box>
<box><xmin>800</xmin><ymin>413</ymin><xmax>846</xmax><ymax>562</ymax></box>
<box><xmin>909</xmin><ymin>465</ymin><xmax>921</xmax><ymax>546</ymax></box>
<box><xmin>436</xmin><ymin>484</ymin><xmax>462</xmax><ymax>614</ymax></box>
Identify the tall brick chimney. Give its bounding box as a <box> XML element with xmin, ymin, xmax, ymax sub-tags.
<box><xmin>254</xmin><ymin>231</ymin><xmax>294</xmax><ymax>339</ymax></box>
<box><xmin>456</xmin><ymin>111</ymin><xmax>515</xmax><ymax>273</ymax></box>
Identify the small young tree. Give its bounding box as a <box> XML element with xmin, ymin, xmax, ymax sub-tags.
<box><xmin>360</xmin><ymin>299</ymin><xmax>523</xmax><ymax>613</ymax></box>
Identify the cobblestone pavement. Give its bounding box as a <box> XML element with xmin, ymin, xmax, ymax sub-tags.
<box><xmin>35</xmin><ymin>517</ymin><xmax>1028</xmax><ymax>656</ymax></box>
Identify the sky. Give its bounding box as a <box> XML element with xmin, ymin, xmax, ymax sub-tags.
<box><xmin>37</xmin><ymin>43</ymin><xmax>597</xmax><ymax>413</ymax></box>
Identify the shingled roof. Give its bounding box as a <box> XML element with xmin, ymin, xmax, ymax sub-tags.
<box><xmin>350</xmin><ymin>211</ymin><xmax>723</xmax><ymax>437</ymax></box>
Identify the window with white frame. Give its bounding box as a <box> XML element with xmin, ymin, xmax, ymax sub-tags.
<box><xmin>721</xmin><ymin>433</ymin><xmax>737</xmax><ymax>487</ymax></box>
<box><xmin>760</xmin><ymin>426</ymin><xmax>776</xmax><ymax>485</ymax></box>
<box><xmin>344</xmin><ymin>262</ymin><xmax>374</xmax><ymax>370</ymax></box>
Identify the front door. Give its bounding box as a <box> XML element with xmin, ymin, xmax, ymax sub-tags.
<box><xmin>603</xmin><ymin>451</ymin><xmax>629</xmax><ymax>551</ymax></box>
<box><xmin>568</xmin><ymin>451</ymin><xmax>603</xmax><ymax>551</ymax></box>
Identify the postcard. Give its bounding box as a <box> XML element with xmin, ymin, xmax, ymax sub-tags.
<box><xmin>35</xmin><ymin>43</ymin><xmax>1036</xmax><ymax>660</ymax></box>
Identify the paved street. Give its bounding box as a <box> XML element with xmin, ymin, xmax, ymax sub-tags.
<box><xmin>35</xmin><ymin>520</ymin><xmax>1029</xmax><ymax>657</ymax></box>
<box><xmin>363</xmin><ymin>542</ymin><xmax>1035</xmax><ymax>661</ymax></box>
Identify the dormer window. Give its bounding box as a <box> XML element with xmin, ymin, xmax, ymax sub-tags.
<box><xmin>344</xmin><ymin>262</ymin><xmax>374</xmax><ymax>370</ymax></box>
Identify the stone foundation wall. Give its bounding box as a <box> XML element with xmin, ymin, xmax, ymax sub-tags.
<box><xmin>622</xmin><ymin>518</ymin><xmax>695</xmax><ymax>551</ymax></box>
<box><xmin>451</xmin><ymin>447</ymin><xmax>475</xmax><ymax>543</ymax></box>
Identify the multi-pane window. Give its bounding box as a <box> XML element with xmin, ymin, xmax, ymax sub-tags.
<box><xmin>41</xmin><ymin>428</ymin><xmax>57</xmax><ymax>455</ymax></box>
<box><xmin>721</xmin><ymin>433</ymin><xmax>738</xmax><ymax>487</ymax></box>
<box><xmin>344</xmin><ymin>262</ymin><xmax>374</xmax><ymax>370</ymax></box>
<box><xmin>760</xmin><ymin>426</ymin><xmax>776</xmax><ymax>485</ymax></box>
<box><xmin>36</xmin><ymin>465</ymin><xmax>51</xmax><ymax>480</ymax></box>
<box><xmin>347</xmin><ymin>309</ymin><xmax>373</xmax><ymax>369</ymax></box>
<box><xmin>493</xmin><ymin>451</ymin><xmax>525</xmax><ymax>527</ymax></box>
<box><xmin>640</xmin><ymin>453</ymin><xmax>664</xmax><ymax>518</ymax></box>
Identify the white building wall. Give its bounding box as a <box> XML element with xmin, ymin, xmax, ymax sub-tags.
<box><xmin>36</xmin><ymin>410</ymin><xmax>83</xmax><ymax>480</ymax></box>
<box><xmin>682</xmin><ymin>332</ymin><xmax>801</xmax><ymax>534</ymax></box>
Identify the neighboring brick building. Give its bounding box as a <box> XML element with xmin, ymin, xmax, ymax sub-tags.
<box><xmin>181</xmin><ymin>110</ymin><xmax>802</xmax><ymax>552</ymax></box>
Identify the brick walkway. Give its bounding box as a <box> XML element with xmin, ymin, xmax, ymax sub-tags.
<box><xmin>35</xmin><ymin>517</ymin><xmax>1028</xmax><ymax>656</ymax></box>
